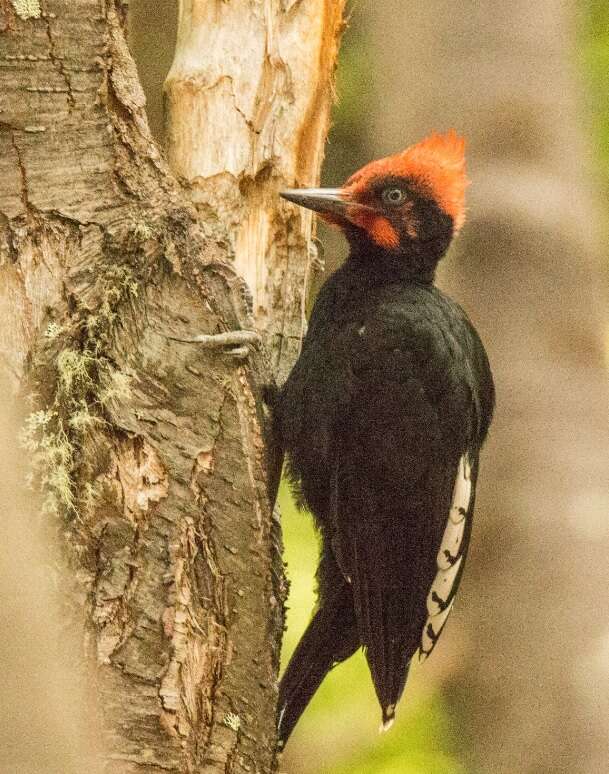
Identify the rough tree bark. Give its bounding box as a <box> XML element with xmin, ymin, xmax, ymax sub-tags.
<box><xmin>0</xmin><ymin>1</ymin><xmax>344</xmax><ymax>772</ymax></box>
<box><xmin>366</xmin><ymin>3</ymin><xmax>609</xmax><ymax>773</ymax></box>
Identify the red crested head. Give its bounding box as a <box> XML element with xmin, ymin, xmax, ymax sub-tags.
<box><xmin>281</xmin><ymin>130</ymin><xmax>469</xmax><ymax>279</ymax></box>
<box><xmin>345</xmin><ymin>130</ymin><xmax>469</xmax><ymax>233</ymax></box>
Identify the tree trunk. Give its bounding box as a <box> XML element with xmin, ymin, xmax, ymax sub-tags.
<box><xmin>0</xmin><ymin>2</ymin><xmax>343</xmax><ymax>772</ymax></box>
<box><xmin>366</xmin><ymin>3</ymin><xmax>609</xmax><ymax>773</ymax></box>
<box><xmin>164</xmin><ymin>0</ymin><xmax>345</xmax><ymax>381</ymax></box>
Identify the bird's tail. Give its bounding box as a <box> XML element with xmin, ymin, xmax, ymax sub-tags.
<box><xmin>277</xmin><ymin>583</ymin><xmax>359</xmax><ymax>748</ymax></box>
<box><xmin>369</xmin><ymin>647</ymin><xmax>412</xmax><ymax>732</ymax></box>
<box><xmin>358</xmin><ymin>595</ymin><xmax>413</xmax><ymax>733</ymax></box>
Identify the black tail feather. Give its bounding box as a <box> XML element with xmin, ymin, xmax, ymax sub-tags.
<box><xmin>277</xmin><ymin>583</ymin><xmax>359</xmax><ymax>748</ymax></box>
<box><xmin>363</xmin><ymin>581</ymin><xmax>413</xmax><ymax>729</ymax></box>
<box><xmin>373</xmin><ymin>651</ymin><xmax>411</xmax><ymax>731</ymax></box>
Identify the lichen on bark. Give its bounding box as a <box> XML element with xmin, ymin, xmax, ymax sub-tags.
<box><xmin>0</xmin><ymin>1</ymin><xmax>344</xmax><ymax>771</ymax></box>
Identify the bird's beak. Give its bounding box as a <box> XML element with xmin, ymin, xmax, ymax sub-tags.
<box><xmin>280</xmin><ymin>188</ymin><xmax>350</xmax><ymax>218</ymax></box>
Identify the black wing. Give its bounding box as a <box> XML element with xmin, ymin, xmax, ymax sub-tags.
<box><xmin>331</xmin><ymin>322</ymin><xmax>479</xmax><ymax>726</ymax></box>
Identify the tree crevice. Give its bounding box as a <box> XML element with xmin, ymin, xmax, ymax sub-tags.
<box><xmin>0</xmin><ymin>1</ymin><xmax>344</xmax><ymax>771</ymax></box>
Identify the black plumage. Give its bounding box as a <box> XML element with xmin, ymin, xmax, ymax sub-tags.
<box><xmin>269</xmin><ymin>131</ymin><xmax>495</xmax><ymax>746</ymax></box>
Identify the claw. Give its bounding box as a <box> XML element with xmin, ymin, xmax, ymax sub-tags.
<box><xmin>226</xmin><ymin>345</ymin><xmax>252</xmax><ymax>360</ymax></box>
<box><xmin>168</xmin><ymin>330</ymin><xmax>260</xmax><ymax>348</ymax></box>
<box><xmin>167</xmin><ymin>330</ymin><xmax>261</xmax><ymax>359</ymax></box>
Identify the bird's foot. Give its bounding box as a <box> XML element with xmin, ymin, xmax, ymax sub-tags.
<box><xmin>168</xmin><ymin>330</ymin><xmax>261</xmax><ymax>360</ymax></box>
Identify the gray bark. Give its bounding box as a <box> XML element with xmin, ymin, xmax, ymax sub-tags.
<box><xmin>0</xmin><ymin>1</ymin><xmax>344</xmax><ymax>771</ymax></box>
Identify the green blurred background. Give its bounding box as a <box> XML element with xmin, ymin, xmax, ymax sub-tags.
<box><xmin>130</xmin><ymin>2</ymin><xmax>609</xmax><ymax>772</ymax></box>
<box><xmin>278</xmin><ymin>482</ymin><xmax>466</xmax><ymax>774</ymax></box>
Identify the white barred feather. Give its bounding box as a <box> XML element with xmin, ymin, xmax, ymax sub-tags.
<box><xmin>448</xmin><ymin>455</ymin><xmax>471</xmax><ymax>524</ymax></box>
<box><xmin>420</xmin><ymin>599</ymin><xmax>454</xmax><ymax>661</ymax></box>
<box><xmin>436</xmin><ymin>517</ymin><xmax>465</xmax><ymax>570</ymax></box>
<box><xmin>426</xmin><ymin>555</ymin><xmax>463</xmax><ymax>616</ymax></box>
<box><xmin>420</xmin><ymin>453</ymin><xmax>472</xmax><ymax>659</ymax></box>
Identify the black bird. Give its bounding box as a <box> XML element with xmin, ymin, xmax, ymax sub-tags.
<box><xmin>270</xmin><ymin>130</ymin><xmax>495</xmax><ymax>746</ymax></box>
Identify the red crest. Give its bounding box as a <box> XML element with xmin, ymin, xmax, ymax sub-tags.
<box><xmin>346</xmin><ymin>130</ymin><xmax>469</xmax><ymax>232</ymax></box>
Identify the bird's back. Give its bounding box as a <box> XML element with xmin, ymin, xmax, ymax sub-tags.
<box><xmin>280</xmin><ymin>260</ymin><xmax>492</xmax><ymax>507</ymax></box>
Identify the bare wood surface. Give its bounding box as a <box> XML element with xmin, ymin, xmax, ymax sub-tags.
<box><xmin>165</xmin><ymin>0</ymin><xmax>346</xmax><ymax>381</ymax></box>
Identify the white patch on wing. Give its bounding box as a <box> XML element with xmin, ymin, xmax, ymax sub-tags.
<box><xmin>419</xmin><ymin>598</ymin><xmax>454</xmax><ymax>662</ymax></box>
<box><xmin>449</xmin><ymin>455</ymin><xmax>471</xmax><ymax>524</ymax></box>
<box><xmin>426</xmin><ymin>555</ymin><xmax>463</xmax><ymax>615</ymax></box>
<box><xmin>420</xmin><ymin>453</ymin><xmax>473</xmax><ymax>658</ymax></box>
<box><xmin>436</xmin><ymin>517</ymin><xmax>465</xmax><ymax>570</ymax></box>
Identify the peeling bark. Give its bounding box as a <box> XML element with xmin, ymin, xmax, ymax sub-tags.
<box><xmin>165</xmin><ymin>0</ymin><xmax>346</xmax><ymax>381</ymax></box>
<box><xmin>0</xmin><ymin>1</ymin><xmax>344</xmax><ymax>772</ymax></box>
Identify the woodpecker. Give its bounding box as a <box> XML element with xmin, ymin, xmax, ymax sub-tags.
<box><xmin>270</xmin><ymin>130</ymin><xmax>495</xmax><ymax>747</ymax></box>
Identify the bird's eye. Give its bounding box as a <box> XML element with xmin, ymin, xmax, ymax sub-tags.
<box><xmin>381</xmin><ymin>187</ymin><xmax>407</xmax><ymax>206</ymax></box>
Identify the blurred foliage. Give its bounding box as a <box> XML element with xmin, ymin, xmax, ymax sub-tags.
<box><xmin>128</xmin><ymin>1</ymin><xmax>177</xmax><ymax>143</ymax></box>
<box><xmin>321</xmin><ymin>7</ymin><xmax>372</xmax><ymax>188</ymax></box>
<box><xmin>580</xmin><ymin>1</ymin><xmax>609</xmax><ymax>189</ymax></box>
<box><xmin>279</xmin><ymin>484</ymin><xmax>466</xmax><ymax>774</ymax></box>
<box><xmin>314</xmin><ymin>7</ymin><xmax>375</xmax><ymax>290</ymax></box>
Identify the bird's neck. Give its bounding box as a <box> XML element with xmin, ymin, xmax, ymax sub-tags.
<box><xmin>346</xmin><ymin>239</ymin><xmax>442</xmax><ymax>286</ymax></box>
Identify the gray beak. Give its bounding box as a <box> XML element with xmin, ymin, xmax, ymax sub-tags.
<box><xmin>280</xmin><ymin>188</ymin><xmax>349</xmax><ymax>217</ymax></box>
